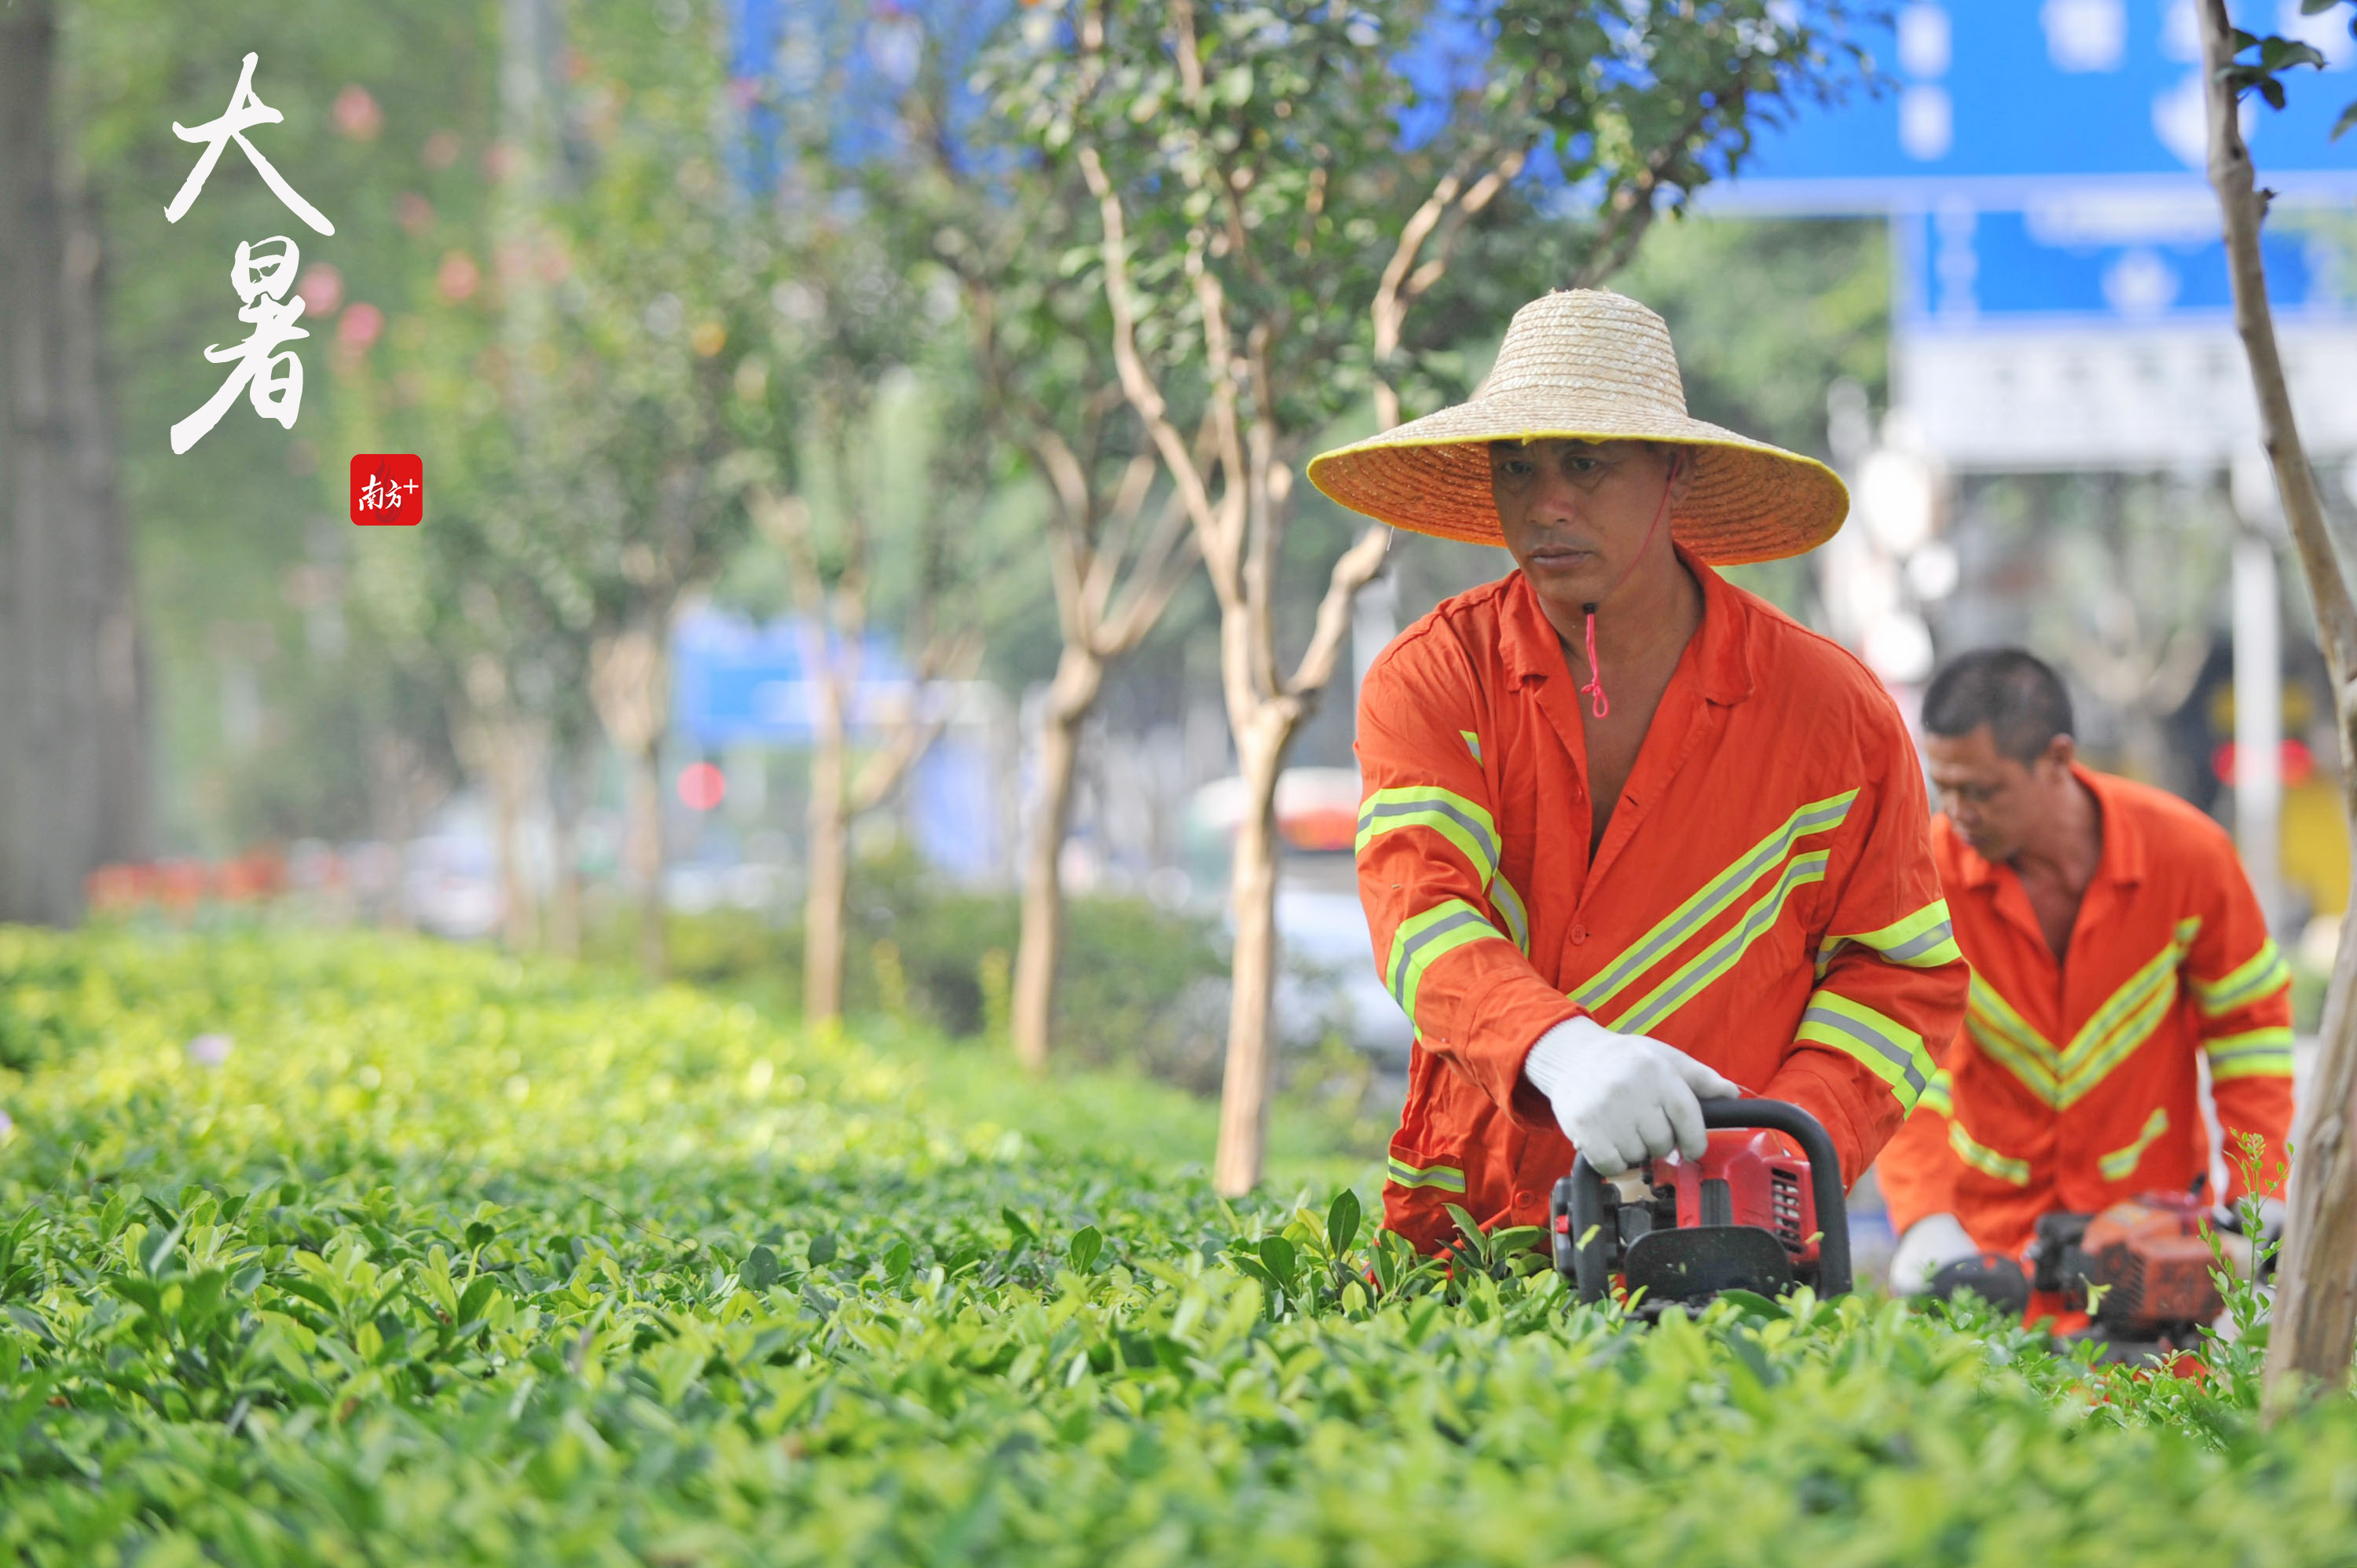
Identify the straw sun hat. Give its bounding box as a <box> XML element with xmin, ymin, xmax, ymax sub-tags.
<box><xmin>1307</xmin><ymin>289</ymin><xmax>1849</xmax><ymax>564</ymax></box>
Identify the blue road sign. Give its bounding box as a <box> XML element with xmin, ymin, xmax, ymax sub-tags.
<box><xmin>1717</xmin><ymin>0</ymin><xmax>2357</xmax><ymax>211</ymax></box>
<box><xmin>1895</xmin><ymin>199</ymin><xmax>2352</xmax><ymax>325</ymax></box>
<box><xmin>672</xmin><ymin>607</ymin><xmax>909</xmax><ymax>749</ymax></box>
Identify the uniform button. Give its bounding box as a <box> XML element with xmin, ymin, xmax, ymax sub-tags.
<box><xmin>1570</xmin><ymin>925</ymin><xmax>1588</xmax><ymax>944</ymax></box>
<box><xmin>1514</xmin><ymin>1189</ymin><xmax>1536</xmax><ymax>1207</ymax></box>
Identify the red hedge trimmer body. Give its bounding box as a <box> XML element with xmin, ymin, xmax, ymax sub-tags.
<box><xmin>1550</xmin><ymin>1098</ymin><xmax>1852</xmax><ymax>1317</ymax></box>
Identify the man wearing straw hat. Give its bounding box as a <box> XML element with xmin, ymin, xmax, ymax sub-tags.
<box><xmin>1310</xmin><ymin>289</ymin><xmax>1968</xmax><ymax>1255</ymax></box>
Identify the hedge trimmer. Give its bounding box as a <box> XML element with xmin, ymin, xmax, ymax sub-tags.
<box><xmin>1550</xmin><ymin>1097</ymin><xmax>1852</xmax><ymax>1317</ymax></box>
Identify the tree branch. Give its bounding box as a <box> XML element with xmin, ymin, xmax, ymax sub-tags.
<box><xmin>1285</xmin><ymin>523</ymin><xmax>1391</xmax><ymax>698</ymax></box>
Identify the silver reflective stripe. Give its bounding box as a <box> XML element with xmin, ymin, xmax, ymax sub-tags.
<box><xmin>1387</xmin><ymin>906</ymin><xmax>1493</xmax><ymax>1011</ymax></box>
<box><xmin>1801</xmin><ymin>1003</ymin><xmax>1930</xmax><ymax>1098</ymax></box>
<box><xmin>1879</xmin><ymin>920</ymin><xmax>1956</xmax><ymax>965</ymax></box>
<box><xmin>1356</xmin><ymin>795</ymin><xmax>1499</xmax><ymax>874</ymax></box>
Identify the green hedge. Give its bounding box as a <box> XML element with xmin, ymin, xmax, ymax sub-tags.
<box><xmin>593</xmin><ymin>852</ymin><xmax>1237</xmax><ymax>1090</ymax></box>
<box><xmin>2</xmin><ymin>927</ymin><xmax>2355</xmax><ymax>1565</ymax></box>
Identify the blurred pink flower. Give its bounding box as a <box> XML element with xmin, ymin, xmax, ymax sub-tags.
<box><xmin>333</xmin><ymin>85</ymin><xmax>383</xmax><ymax>141</ymax></box>
<box><xmin>437</xmin><ymin>251</ymin><xmax>482</xmax><ymax>303</ymax></box>
<box><xmin>297</xmin><ymin>262</ymin><xmax>344</xmax><ymax>317</ymax></box>
<box><xmin>187</xmin><ymin>1033</ymin><xmax>233</xmax><ymax>1067</ymax></box>
<box><xmin>422</xmin><ymin>129</ymin><xmax>462</xmax><ymax>170</ymax></box>
<box><xmin>339</xmin><ymin>302</ymin><xmax>384</xmax><ymax>352</ymax></box>
<box><xmin>397</xmin><ymin>192</ymin><xmax>435</xmax><ymax>236</ymax></box>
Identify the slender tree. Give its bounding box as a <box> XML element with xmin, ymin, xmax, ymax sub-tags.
<box><xmin>2194</xmin><ymin>0</ymin><xmax>2357</xmax><ymax>1411</ymax></box>
<box><xmin>911</xmin><ymin>77</ymin><xmax>1202</xmax><ymax>1069</ymax></box>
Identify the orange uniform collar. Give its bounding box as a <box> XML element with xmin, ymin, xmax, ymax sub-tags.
<box><xmin>1496</xmin><ymin>541</ymin><xmax>1756</xmax><ymax>709</ymax></box>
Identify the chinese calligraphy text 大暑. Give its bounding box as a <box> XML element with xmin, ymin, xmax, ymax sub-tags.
<box><xmin>167</xmin><ymin>53</ymin><xmax>333</xmax><ymax>455</ymax></box>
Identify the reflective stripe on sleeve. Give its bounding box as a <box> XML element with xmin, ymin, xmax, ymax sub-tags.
<box><xmin>1571</xmin><ymin>790</ymin><xmax>1857</xmax><ymax>1016</ymax></box>
<box><xmin>1386</xmin><ymin>1158</ymin><xmax>1467</xmax><ymax>1192</ymax></box>
<box><xmin>2206</xmin><ymin>1026</ymin><xmax>2296</xmax><ymax>1082</ymax></box>
<box><xmin>1948</xmin><ymin>1119</ymin><xmax>2031</xmax><ymax>1185</ymax></box>
<box><xmin>2192</xmin><ymin>938</ymin><xmax>2291</xmax><ymax>1017</ymax></box>
<box><xmin>2098</xmin><ymin>1107</ymin><xmax>2172</xmax><ymax>1181</ymax></box>
<box><xmin>1917</xmin><ymin>1068</ymin><xmax>1953</xmax><ymax>1119</ymax></box>
<box><xmin>1794</xmin><ymin>988</ymin><xmax>1934</xmax><ymax>1111</ymax></box>
<box><xmin>1607</xmin><ymin>851</ymin><xmax>1832</xmax><ymax>1037</ymax></box>
<box><xmin>1356</xmin><ymin>787</ymin><xmax>1499</xmax><ymax>881</ymax></box>
<box><xmin>1835</xmin><ymin>899</ymin><xmax>1963</xmax><ymax>970</ymax></box>
<box><xmin>1384</xmin><ymin>899</ymin><xmax>1508</xmax><ymax>1025</ymax></box>
<box><xmin>1490</xmin><ymin>872</ymin><xmax>1530</xmax><ymax>954</ymax></box>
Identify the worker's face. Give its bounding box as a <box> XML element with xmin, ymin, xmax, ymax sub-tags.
<box><xmin>1490</xmin><ymin>439</ymin><xmax>1686</xmax><ymax>616</ymax></box>
<box><xmin>1925</xmin><ymin>724</ymin><xmax>2077</xmax><ymax>863</ymax></box>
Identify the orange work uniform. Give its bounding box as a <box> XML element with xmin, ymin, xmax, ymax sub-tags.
<box><xmin>1354</xmin><ymin>553</ymin><xmax>1968</xmax><ymax>1253</ymax></box>
<box><xmin>1875</xmin><ymin>767</ymin><xmax>2296</xmax><ymax>1258</ymax></box>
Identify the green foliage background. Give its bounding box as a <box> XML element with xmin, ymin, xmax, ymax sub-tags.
<box><xmin>2</xmin><ymin>927</ymin><xmax>2356</xmax><ymax>1563</ymax></box>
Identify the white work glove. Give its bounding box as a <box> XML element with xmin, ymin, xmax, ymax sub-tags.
<box><xmin>1522</xmin><ymin>1015</ymin><xmax>1743</xmax><ymax>1177</ymax></box>
<box><xmin>1890</xmin><ymin>1212</ymin><xmax>1979</xmax><ymax>1295</ymax></box>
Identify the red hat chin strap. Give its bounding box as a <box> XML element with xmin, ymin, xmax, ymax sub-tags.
<box><xmin>1577</xmin><ymin>466</ymin><xmax>1680</xmax><ymax>723</ymax></box>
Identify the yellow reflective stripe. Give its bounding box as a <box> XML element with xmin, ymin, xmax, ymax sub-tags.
<box><xmin>1357</xmin><ymin>786</ymin><xmax>1500</xmax><ymax>881</ymax></box>
<box><xmin>2193</xmin><ymin>937</ymin><xmax>2291</xmax><ymax>1017</ymax></box>
<box><xmin>1795</xmin><ymin>989</ymin><xmax>1934</xmax><ymax>1111</ymax></box>
<box><xmin>1839</xmin><ymin>899</ymin><xmax>1963</xmax><ymax>969</ymax></box>
<box><xmin>1917</xmin><ymin>1067</ymin><xmax>1954</xmax><ymax>1118</ymax></box>
<box><xmin>1384</xmin><ymin>899</ymin><xmax>1506</xmax><ymax>1024</ymax></box>
<box><xmin>1949</xmin><ymin>1119</ymin><xmax>2032</xmax><ymax>1185</ymax></box>
<box><xmin>2056</xmin><ymin>986</ymin><xmax>2175</xmax><ymax>1108</ymax></box>
<box><xmin>1966</xmin><ymin>976</ymin><xmax>2060</xmax><ymax>1104</ymax></box>
<box><xmin>1967</xmin><ymin>920</ymin><xmax>2203</xmax><ymax>1108</ymax></box>
<box><xmin>1490</xmin><ymin>871</ymin><xmax>1530</xmax><ymax>954</ymax></box>
<box><xmin>2207</xmin><ymin>1026</ymin><xmax>2296</xmax><ymax>1081</ymax></box>
<box><xmin>2098</xmin><ymin>1108</ymin><xmax>2172</xmax><ymax>1182</ymax></box>
<box><xmin>1386</xmin><ymin>1158</ymin><xmax>1466</xmax><ymax>1192</ymax></box>
<box><xmin>1607</xmin><ymin>851</ymin><xmax>1831</xmax><ymax>1037</ymax></box>
<box><xmin>1458</xmin><ymin>730</ymin><xmax>1482</xmax><ymax>764</ymax></box>
<box><xmin>1569</xmin><ymin>790</ymin><xmax>1857</xmax><ymax>1014</ymax></box>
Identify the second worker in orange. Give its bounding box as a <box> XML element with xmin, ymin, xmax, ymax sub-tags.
<box><xmin>1880</xmin><ymin>649</ymin><xmax>2296</xmax><ymax>1296</ymax></box>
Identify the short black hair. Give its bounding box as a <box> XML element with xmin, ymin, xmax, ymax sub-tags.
<box><xmin>1921</xmin><ymin>648</ymin><xmax>2073</xmax><ymax>764</ymax></box>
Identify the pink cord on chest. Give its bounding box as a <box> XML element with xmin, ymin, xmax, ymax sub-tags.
<box><xmin>1579</xmin><ymin>606</ymin><xmax>1609</xmax><ymax>720</ymax></box>
<box><xmin>1575</xmin><ymin>466</ymin><xmax>1679</xmax><ymax>723</ymax></box>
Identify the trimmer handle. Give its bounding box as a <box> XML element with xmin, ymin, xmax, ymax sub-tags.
<box><xmin>1556</xmin><ymin>1097</ymin><xmax>1853</xmax><ymax>1303</ymax></box>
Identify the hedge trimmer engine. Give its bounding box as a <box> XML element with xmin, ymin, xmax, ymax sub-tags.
<box><xmin>1550</xmin><ymin>1099</ymin><xmax>1852</xmax><ymax>1317</ymax></box>
<box><xmin>2026</xmin><ymin>1191</ymin><xmax>2224</xmax><ymax>1354</ymax></box>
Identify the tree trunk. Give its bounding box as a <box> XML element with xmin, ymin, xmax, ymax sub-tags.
<box><xmin>0</xmin><ymin>0</ymin><xmax>148</xmax><ymax>925</ymax></box>
<box><xmin>546</xmin><ymin>737</ymin><xmax>587</xmax><ymax>960</ymax></box>
<box><xmin>2196</xmin><ymin>0</ymin><xmax>2357</xmax><ymax>1412</ymax></box>
<box><xmin>491</xmin><ymin>718</ymin><xmax>541</xmax><ymax>953</ymax></box>
<box><xmin>803</xmin><ymin>668</ymin><xmax>851</xmax><ymax>1029</ymax></box>
<box><xmin>625</xmin><ymin>738</ymin><xmax>664</xmax><ymax>976</ymax></box>
<box><xmin>592</xmin><ymin>624</ymin><xmax>669</xmax><ymax>978</ymax></box>
<box><xmin>1213</xmin><ymin>712</ymin><xmax>1292</xmax><ymax>1198</ymax></box>
<box><xmin>1012</xmin><ymin>643</ymin><xmax>1105</xmax><ymax>1071</ymax></box>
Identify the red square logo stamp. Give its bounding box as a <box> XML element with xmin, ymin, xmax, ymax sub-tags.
<box><xmin>350</xmin><ymin>453</ymin><xmax>423</xmax><ymax>526</ymax></box>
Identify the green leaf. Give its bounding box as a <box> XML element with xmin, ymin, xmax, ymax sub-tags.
<box><xmin>2258</xmin><ymin>36</ymin><xmax>2328</xmax><ymax>71</ymax></box>
<box><xmin>805</xmin><ymin>1233</ymin><xmax>838</xmax><ymax>1267</ymax></box>
<box><xmin>1444</xmin><ymin>1204</ymin><xmax>1487</xmax><ymax>1261</ymax></box>
<box><xmin>1067</xmin><ymin>1225</ymin><xmax>1102</xmax><ymax>1274</ymax></box>
<box><xmin>1715</xmin><ymin>1288</ymin><xmax>1791</xmax><ymax>1321</ymax></box>
<box><xmin>742</xmin><ymin>1244</ymin><xmax>780</xmax><ymax>1291</ymax></box>
<box><xmin>2334</xmin><ymin>99</ymin><xmax>2357</xmax><ymax>139</ymax></box>
<box><xmin>1325</xmin><ymin>1189</ymin><xmax>1362</xmax><ymax>1258</ymax></box>
<box><xmin>1257</xmin><ymin>1234</ymin><xmax>1296</xmax><ymax>1284</ymax></box>
<box><xmin>2299</xmin><ymin>0</ymin><xmax>2341</xmax><ymax>15</ymax></box>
